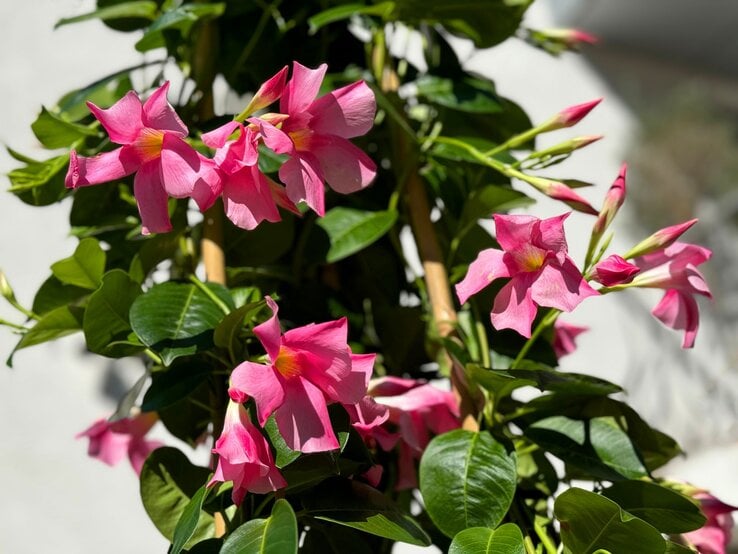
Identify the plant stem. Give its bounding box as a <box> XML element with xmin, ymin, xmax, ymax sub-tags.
<box><xmin>511</xmin><ymin>309</ymin><xmax>560</xmax><ymax>369</ymax></box>
<box><xmin>188</xmin><ymin>275</ymin><xmax>231</xmax><ymax>315</ymax></box>
<box><xmin>534</xmin><ymin>519</ymin><xmax>558</xmax><ymax>554</ymax></box>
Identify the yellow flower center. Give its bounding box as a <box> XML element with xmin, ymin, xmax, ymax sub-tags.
<box><xmin>134</xmin><ymin>127</ymin><xmax>165</xmax><ymax>162</ymax></box>
<box><xmin>274</xmin><ymin>347</ymin><xmax>301</xmax><ymax>379</ymax></box>
<box><xmin>515</xmin><ymin>245</ymin><xmax>546</xmax><ymax>272</ymax></box>
<box><xmin>288</xmin><ymin>128</ymin><xmax>312</xmax><ymax>151</ymax></box>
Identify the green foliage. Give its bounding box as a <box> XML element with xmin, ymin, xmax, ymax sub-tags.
<box><xmin>449</xmin><ymin>524</ymin><xmax>526</xmax><ymax>554</ymax></box>
<box><xmin>220</xmin><ymin>499</ymin><xmax>298</xmax><ymax>554</ymax></box>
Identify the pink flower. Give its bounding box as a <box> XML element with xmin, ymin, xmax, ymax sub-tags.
<box><xmin>229</xmin><ymin>297</ymin><xmax>371</xmax><ymax>453</ymax></box>
<box><xmin>209</xmin><ymin>400</ymin><xmax>286</xmax><ymax>505</ymax></box>
<box><xmin>593</xmin><ymin>164</ymin><xmax>627</xmax><ymax>236</ymax></box>
<box><xmin>65</xmin><ymin>82</ymin><xmax>212</xmax><ymax>234</ymax></box>
<box><xmin>552</xmin><ymin>320</ymin><xmax>588</xmax><ymax>358</ymax></box>
<box><xmin>199</xmin><ymin>121</ymin><xmax>298</xmax><ymax>229</ymax></box>
<box><xmin>539</xmin><ymin>28</ymin><xmax>598</xmax><ymax>47</ymax></box>
<box><xmin>253</xmin><ymin>61</ymin><xmax>377</xmax><ymax>216</ymax></box>
<box><xmin>629</xmin><ymin>241</ymin><xmax>712</xmax><ymax>348</ymax></box>
<box><xmin>76</xmin><ymin>412</ymin><xmax>162</xmax><ymax>474</ymax></box>
<box><xmin>363</xmin><ymin>377</ymin><xmax>460</xmax><ymax>489</ymax></box>
<box><xmin>684</xmin><ymin>492</ymin><xmax>737</xmax><ymax>554</ymax></box>
<box><xmin>624</xmin><ymin>218</ymin><xmax>699</xmax><ymax>259</ymax></box>
<box><xmin>591</xmin><ymin>254</ymin><xmax>640</xmax><ymax>286</ymax></box>
<box><xmin>541</xmin><ymin>98</ymin><xmax>602</xmax><ymax>131</ymax></box>
<box><xmin>456</xmin><ymin>213</ymin><xmax>598</xmax><ymax>337</ymax></box>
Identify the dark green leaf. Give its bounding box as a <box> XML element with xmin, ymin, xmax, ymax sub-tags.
<box><xmin>308</xmin><ymin>2</ymin><xmax>395</xmax><ymax>33</ymax></box>
<box><xmin>220</xmin><ymin>520</ymin><xmax>267</xmax><ymax>554</ymax></box>
<box><xmin>130</xmin><ymin>281</ymin><xmax>231</xmax><ymax>365</ymax></box>
<box><xmin>555</xmin><ymin>488</ymin><xmax>667</xmax><ymax>554</ymax></box>
<box><xmin>8</xmin><ymin>305</ymin><xmax>84</xmax><ymax>365</ymax></box>
<box><xmin>171</xmin><ymin>485</ymin><xmax>210</xmax><ymax>554</ymax></box>
<box><xmin>142</xmin><ymin>361</ymin><xmax>210</xmax><ymax>412</ymax></box>
<box><xmin>525</xmin><ymin>416</ymin><xmax>647</xmax><ymax>481</ymax></box>
<box><xmin>83</xmin><ymin>270</ymin><xmax>142</xmax><ymax>357</ymax></box>
<box><xmin>601</xmin><ymin>481</ymin><xmax>705</xmax><ymax>534</ymax></box>
<box><xmin>135</xmin><ymin>3</ymin><xmax>226</xmax><ymax>52</ymax></box>
<box><xmin>51</xmin><ymin>238</ymin><xmax>106</xmax><ymax>290</ymax></box>
<box><xmin>415</xmin><ymin>75</ymin><xmax>502</xmax><ymax>113</ymax></box>
<box><xmin>419</xmin><ymin>430</ymin><xmax>517</xmax><ymax>537</ymax></box>
<box><xmin>213</xmin><ymin>301</ymin><xmax>265</xmax><ymax>354</ymax></box>
<box><xmin>31</xmin><ymin>107</ymin><xmax>98</xmax><ymax>148</ymax></box>
<box><xmin>449</xmin><ymin>524</ymin><xmax>525</xmax><ymax>554</ymax></box>
<box><xmin>303</xmin><ymin>478</ymin><xmax>430</xmax><ymax>546</ymax></box>
<box><xmin>317</xmin><ymin>208</ymin><xmax>397</xmax><ymax>263</ymax></box>
<box><xmin>32</xmin><ymin>275</ymin><xmax>90</xmax><ymax>315</ymax></box>
<box><xmin>264</xmin><ymin>416</ymin><xmax>302</xmax><ymax>469</ymax></box>
<box><xmin>220</xmin><ymin>499</ymin><xmax>297</xmax><ymax>554</ymax></box>
<box><xmin>7</xmin><ymin>153</ymin><xmax>69</xmax><ymax>206</ymax></box>
<box><xmin>139</xmin><ymin>447</ymin><xmax>213</xmax><ymax>546</ymax></box>
<box><xmin>55</xmin><ymin>1</ymin><xmax>158</xmax><ymax>28</ymax></box>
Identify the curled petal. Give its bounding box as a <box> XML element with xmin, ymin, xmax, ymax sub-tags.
<box><xmin>229</xmin><ymin>360</ymin><xmax>285</xmax><ymax>426</ymax></box>
<box><xmin>253</xmin><ymin>296</ymin><xmax>282</xmax><ymax>361</ymax></box>
<box><xmin>142</xmin><ymin>81</ymin><xmax>187</xmax><ymax>136</ymax></box>
<box><xmin>309</xmin><ymin>80</ymin><xmax>377</xmax><ymax>139</ymax></box>
<box><xmin>281</xmin><ymin>62</ymin><xmax>327</xmax><ymax>115</ymax></box>
<box><xmin>311</xmin><ymin>135</ymin><xmax>376</xmax><ymax>194</ymax></box>
<box><xmin>133</xmin><ymin>161</ymin><xmax>172</xmax><ymax>235</ymax></box>
<box><xmin>455</xmin><ymin>248</ymin><xmax>510</xmax><ymax>305</ymax></box>
<box><xmin>87</xmin><ymin>91</ymin><xmax>144</xmax><ymax>144</ymax></box>
<box><xmin>252</xmin><ymin>118</ymin><xmax>294</xmax><ymax>155</ymax></box>
<box><xmin>279</xmin><ymin>153</ymin><xmax>325</xmax><ymax>216</ymax></box>
<box><xmin>222</xmin><ymin>167</ymin><xmax>281</xmax><ymax>230</ymax></box>
<box><xmin>276</xmin><ymin>378</ymin><xmax>339</xmax><ymax>453</ymax></box>
<box><xmin>534</xmin><ymin>213</ymin><xmax>570</xmax><ymax>255</ymax></box>
<box><xmin>202</xmin><ymin>121</ymin><xmax>242</xmax><ymax>149</ymax></box>
<box><xmin>491</xmin><ymin>274</ymin><xmax>538</xmax><ymax>337</ymax></box>
<box><xmin>65</xmin><ymin>147</ymin><xmax>139</xmax><ymax>188</ymax></box>
<box><xmin>652</xmin><ymin>289</ymin><xmax>700</xmax><ymax>348</ymax></box>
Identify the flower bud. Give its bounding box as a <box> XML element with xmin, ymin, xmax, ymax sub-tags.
<box><xmin>593</xmin><ymin>163</ymin><xmax>627</xmax><ymax>235</ymax></box>
<box><xmin>526</xmin><ymin>176</ymin><xmax>598</xmax><ymax>215</ymax></box>
<box><xmin>591</xmin><ymin>254</ymin><xmax>640</xmax><ymax>286</ymax></box>
<box><xmin>624</xmin><ymin>219</ymin><xmax>698</xmax><ymax>259</ymax></box>
<box><xmin>537</xmin><ymin>28</ymin><xmax>598</xmax><ymax>47</ymax></box>
<box><xmin>238</xmin><ymin>65</ymin><xmax>288</xmax><ymax>119</ymax></box>
<box><xmin>531</xmin><ymin>135</ymin><xmax>603</xmax><ymax>159</ymax></box>
<box><xmin>540</xmin><ymin>98</ymin><xmax>602</xmax><ymax>132</ymax></box>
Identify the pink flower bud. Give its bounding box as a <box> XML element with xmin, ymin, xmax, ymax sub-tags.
<box><xmin>593</xmin><ymin>163</ymin><xmax>627</xmax><ymax>235</ymax></box>
<box><xmin>624</xmin><ymin>219</ymin><xmax>699</xmax><ymax>259</ymax></box>
<box><xmin>240</xmin><ymin>66</ymin><xmax>288</xmax><ymax>117</ymax></box>
<box><xmin>545</xmin><ymin>181</ymin><xmax>599</xmax><ymax>215</ymax></box>
<box><xmin>542</xmin><ymin>98</ymin><xmax>602</xmax><ymax>131</ymax></box>
<box><xmin>591</xmin><ymin>254</ymin><xmax>640</xmax><ymax>286</ymax></box>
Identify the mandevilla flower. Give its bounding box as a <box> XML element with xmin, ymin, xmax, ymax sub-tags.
<box><xmin>209</xmin><ymin>400</ymin><xmax>286</xmax><ymax>505</ymax></box>
<box><xmin>552</xmin><ymin>320</ymin><xmax>588</xmax><ymax>358</ymax></box>
<box><xmin>590</xmin><ymin>254</ymin><xmax>640</xmax><ymax>286</ymax></box>
<box><xmin>65</xmin><ymin>82</ymin><xmax>210</xmax><ymax>234</ymax></box>
<box><xmin>456</xmin><ymin>213</ymin><xmax>598</xmax><ymax>337</ymax></box>
<box><xmin>229</xmin><ymin>296</ymin><xmax>372</xmax><ymax>453</ymax></box>
<box><xmin>683</xmin><ymin>492</ymin><xmax>738</xmax><ymax>554</ymax></box>
<box><xmin>253</xmin><ymin>61</ymin><xmax>377</xmax><ymax>216</ymax></box>
<box><xmin>76</xmin><ymin>412</ymin><xmax>162</xmax><ymax>474</ymax></box>
<box><xmin>362</xmin><ymin>377</ymin><xmax>460</xmax><ymax>490</ymax></box>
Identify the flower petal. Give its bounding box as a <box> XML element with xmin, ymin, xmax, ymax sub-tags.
<box><xmin>142</xmin><ymin>81</ymin><xmax>187</xmax><ymax>136</ymax></box>
<box><xmin>87</xmin><ymin>91</ymin><xmax>144</xmax><ymax>144</ymax></box>
<box><xmin>253</xmin><ymin>296</ymin><xmax>282</xmax><ymax>362</ymax></box>
<box><xmin>494</xmin><ymin>214</ymin><xmax>538</xmax><ymax>252</ymax></box>
<box><xmin>133</xmin><ymin>161</ymin><xmax>172</xmax><ymax>235</ymax></box>
<box><xmin>229</xmin><ymin>360</ymin><xmax>286</xmax><ymax>426</ymax></box>
<box><xmin>159</xmin><ymin>134</ymin><xmax>206</xmax><ymax>198</ymax></box>
<box><xmin>281</xmin><ymin>62</ymin><xmax>327</xmax><ymax>115</ymax></box>
<box><xmin>279</xmin><ymin>153</ymin><xmax>325</xmax><ymax>216</ymax></box>
<box><xmin>251</xmin><ymin>118</ymin><xmax>293</xmax><ymax>155</ymax></box>
<box><xmin>311</xmin><ymin>135</ymin><xmax>376</xmax><ymax>194</ymax></box>
<box><xmin>201</xmin><ymin>121</ymin><xmax>242</xmax><ymax>149</ymax></box>
<box><xmin>222</xmin><ymin>167</ymin><xmax>281</xmax><ymax>229</ymax></box>
<box><xmin>491</xmin><ymin>274</ymin><xmax>538</xmax><ymax>337</ymax></box>
<box><xmin>309</xmin><ymin>80</ymin><xmax>376</xmax><ymax>139</ymax></box>
<box><xmin>532</xmin><ymin>257</ymin><xmax>598</xmax><ymax>312</ymax></box>
<box><xmin>276</xmin><ymin>377</ymin><xmax>339</xmax><ymax>453</ymax></box>
<box><xmin>455</xmin><ymin>248</ymin><xmax>510</xmax><ymax>305</ymax></box>
<box><xmin>652</xmin><ymin>289</ymin><xmax>700</xmax><ymax>348</ymax></box>
<box><xmin>65</xmin><ymin>147</ymin><xmax>139</xmax><ymax>188</ymax></box>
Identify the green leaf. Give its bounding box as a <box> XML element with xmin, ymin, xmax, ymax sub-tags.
<box><xmin>130</xmin><ymin>281</ymin><xmax>231</xmax><ymax>365</ymax></box>
<box><xmin>32</xmin><ymin>275</ymin><xmax>90</xmax><ymax>315</ymax></box>
<box><xmin>419</xmin><ymin>430</ymin><xmax>517</xmax><ymax>537</ymax></box>
<box><xmin>55</xmin><ymin>1</ymin><xmax>158</xmax><ymax>28</ymax></box>
<box><xmin>213</xmin><ymin>300</ymin><xmax>265</xmax><ymax>354</ymax></box>
<box><xmin>83</xmin><ymin>270</ymin><xmax>143</xmax><ymax>357</ymax></box>
<box><xmin>135</xmin><ymin>3</ymin><xmax>226</xmax><ymax>52</ymax></box>
<box><xmin>220</xmin><ymin>499</ymin><xmax>297</xmax><ymax>554</ymax></box>
<box><xmin>264</xmin><ymin>416</ymin><xmax>302</xmax><ymax>469</ymax></box>
<box><xmin>7</xmin><ymin>153</ymin><xmax>69</xmax><ymax>206</ymax></box>
<box><xmin>317</xmin><ymin>208</ymin><xmax>397</xmax><ymax>263</ymax></box>
<box><xmin>303</xmin><ymin>478</ymin><xmax>430</xmax><ymax>546</ymax></box>
<box><xmin>308</xmin><ymin>2</ymin><xmax>396</xmax><ymax>33</ymax></box>
<box><xmin>51</xmin><ymin>238</ymin><xmax>106</xmax><ymax>290</ymax></box>
<box><xmin>525</xmin><ymin>416</ymin><xmax>647</xmax><ymax>481</ymax></box>
<box><xmin>8</xmin><ymin>305</ymin><xmax>84</xmax><ymax>365</ymax></box>
<box><xmin>449</xmin><ymin>524</ymin><xmax>525</xmax><ymax>554</ymax></box>
<box><xmin>555</xmin><ymin>488</ymin><xmax>667</xmax><ymax>554</ymax></box>
<box><xmin>171</xmin><ymin>484</ymin><xmax>210</xmax><ymax>554</ymax></box>
<box><xmin>139</xmin><ymin>447</ymin><xmax>213</xmax><ymax>546</ymax></box>
<box><xmin>601</xmin><ymin>481</ymin><xmax>706</xmax><ymax>534</ymax></box>
<box><xmin>31</xmin><ymin>107</ymin><xmax>99</xmax><ymax>148</ymax></box>
<box><xmin>415</xmin><ymin>75</ymin><xmax>502</xmax><ymax>113</ymax></box>
<box><xmin>142</xmin><ymin>360</ymin><xmax>210</xmax><ymax>412</ymax></box>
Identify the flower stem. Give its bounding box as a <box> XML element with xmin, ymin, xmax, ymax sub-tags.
<box><xmin>188</xmin><ymin>275</ymin><xmax>231</xmax><ymax>315</ymax></box>
<box><xmin>511</xmin><ymin>309</ymin><xmax>560</xmax><ymax>369</ymax></box>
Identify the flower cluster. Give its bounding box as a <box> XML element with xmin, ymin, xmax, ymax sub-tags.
<box><xmin>65</xmin><ymin>62</ymin><xmax>377</xmax><ymax>234</ymax></box>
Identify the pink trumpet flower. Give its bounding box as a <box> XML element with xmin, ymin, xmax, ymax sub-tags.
<box><xmin>229</xmin><ymin>296</ymin><xmax>371</xmax><ymax>453</ymax></box>
<box><xmin>199</xmin><ymin>121</ymin><xmax>299</xmax><ymax>229</ymax></box>
<box><xmin>209</xmin><ymin>400</ymin><xmax>286</xmax><ymax>505</ymax></box>
<box><xmin>629</xmin><ymin>241</ymin><xmax>712</xmax><ymax>348</ymax></box>
<box><xmin>552</xmin><ymin>320</ymin><xmax>588</xmax><ymax>358</ymax></box>
<box><xmin>683</xmin><ymin>492</ymin><xmax>738</xmax><ymax>554</ymax></box>
<box><xmin>65</xmin><ymin>82</ymin><xmax>210</xmax><ymax>234</ymax></box>
<box><xmin>253</xmin><ymin>61</ymin><xmax>377</xmax><ymax>216</ymax></box>
<box><xmin>76</xmin><ymin>412</ymin><xmax>162</xmax><ymax>475</ymax></box>
<box><xmin>456</xmin><ymin>213</ymin><xmax>598</xmax><ymax>337</ymax></box>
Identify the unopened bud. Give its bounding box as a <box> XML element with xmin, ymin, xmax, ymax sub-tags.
<box><xmin>593</xmin><ymin>163</ymin><xmax>627</xmax><ymax>235</ymax></box>
<box><xmin>0</xmin><ymin>269</ymin><xmax>13</xmax><ymax>302</ymax></box>
<box><xmin>541</xmin><ymin>98</ymin><xmax>602</xmax><ymax>132</ymax></box>
<box><xmin>526</xmin><ymin>176</ymin><xmax>598</xmax><ymax>215</ymax></box>
<box><xmin>537</xmin><ymin>28</ymin><xmax>598</xmax><ymax>47</ymax></box>
<box><xmin>532</xmin><ymin>135</ymin><xmax>603</xmax><ymax>160</ymax></box>
<box><xmin>590</xmin><ymin>255</ymin><xmax>639</xmax><ymax>286</ymax></box>
<box><xmin>238</xmin><ymin>66</ymin><xmax>288</xmax><ymax>120</ymax></box>
<box><xmin>624</xmin><ymin>219</ymin><xmax>699</xmax><ymax>259</ymax></box>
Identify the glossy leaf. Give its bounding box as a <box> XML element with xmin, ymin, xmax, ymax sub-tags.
<box><xmin>419</xmin><ymin>430</ymin><xmax>517</xmax><ymax>537</ymax></box>
<box><xmin>83</xmin><ymin>269</ymin><xmax>142</xmax><ymax>357</ymax></box>
<box><xmin>139</xmin><ymin>447</ymin><xmax>213</xmax><ymax>546</ymax></box>
<box><xmin>415</xmin><ymin>75</ymin><xmax>502</xmax><ymax>113</ymax></box>
<box><xmin>308</xmin><ymin>2</ymin><xmax>395</xmax><ymax>33</ymax></box>
<box><xmin>7</xmin><ymin>153</ymin><xmax>69</xmax><ymax>206</ymax></box>
<box><xmin>317</xmin><ymin>208</ymin><xmax>397</xmax><ymax>263</ymax></box>
<box><xmin>8</xmin><ymin>305</ymin><xmax>84</xmax><ymax>365</ymax></box>
<box><xmin>31</xmin><ymin>107</ymin><xmax>98</xmax><ymax>148</ymax></box>
<box><xmin>303</xmin><ymin>478</ymin><xmax>430</xmax><ymax>546</ymax></box>
<box><xmin>51</xmin><ymin>238</ymin><xmax>106</xmax><ymax>290</ymax></box>
<box><xmin>170</xmin><ymin>484</ymin><xmax>209</xmax><ymax>554</ymax></box>
<box><xmin>555</xmin><ymin>488</ymin><xmax>667</xmax><ymax>554</ymax></box>
<box><xmin>130</xmin><ymin>281</ymin><xmax>232</xmax><ymax>365</ymax></box>
<box><xmin>601</xmin><ymin>481</ymin><xmax>706</xmax><ymax>534</ymax></box>
<box><xmin>135</xmin><ymin>3</ymin><xmax>226</xmax><ymax>52</ymax></box>
<box><xmin>55</xmin><ymin>1</ymin><xmax>158</xmax><ymax>28</ymax></box>
<box><xmin>220</xmin><ymin>499</ymin><xmax>298</xmax><ymax>554</ymax></box>
<box><xmin>142</xmin><ymin>360</ymin><xmax>211</xmax><ymax>412</ymax></box>
<box><xmin>213</xmin><ymin>300</ymin><xmax>265</xmax><ymax>354</ymax></box>
<box><xmin>449</xmin><ymin>524</ymin><xmax>525</xmax><ymax>554</ymax></box>
<box><xmin>32</xmin><ymin>275</ymin><xmax>89</xmax><ymax>315</ymax></box>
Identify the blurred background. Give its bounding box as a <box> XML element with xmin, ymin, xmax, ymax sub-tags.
<box><xmin>1</xmin><ymin>0</ymin><xmax>736</xmax><ymax>551</ymax></box>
